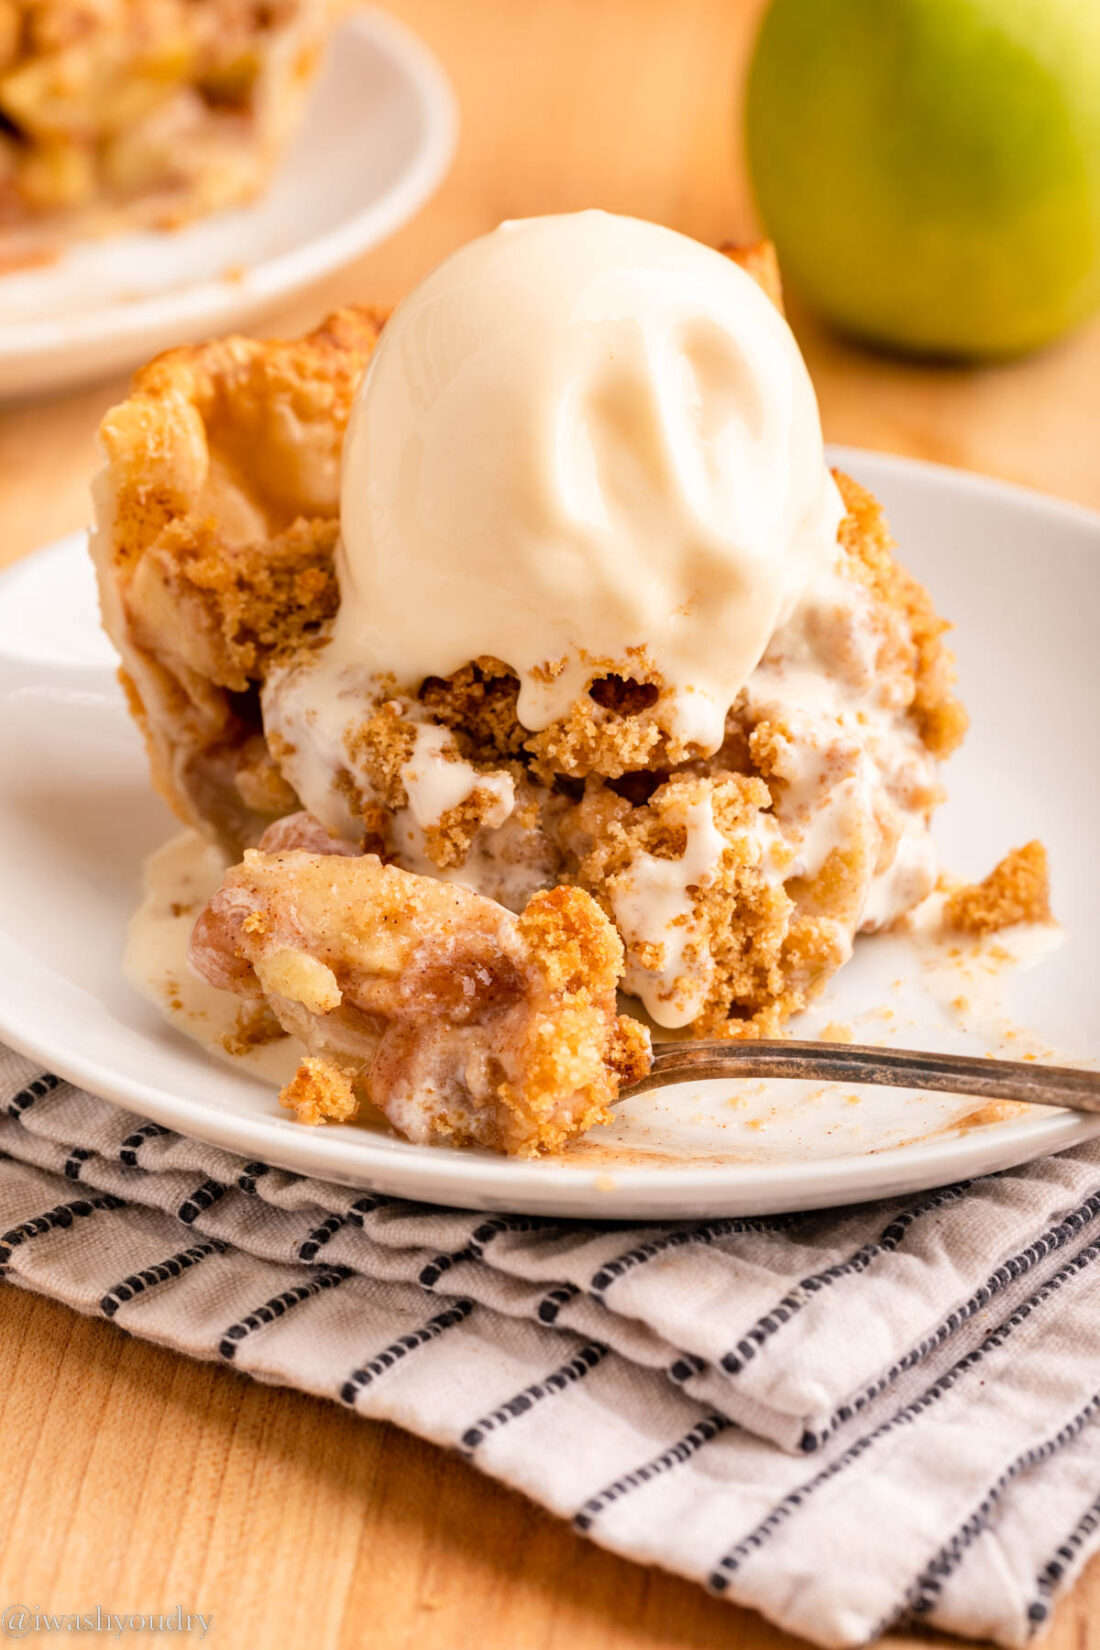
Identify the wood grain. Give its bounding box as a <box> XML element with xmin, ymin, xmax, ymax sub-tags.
<box><xmin>1</xmin><ymin>3</ymin><xmax>1098</xmax><ymax>1646</ymax></box>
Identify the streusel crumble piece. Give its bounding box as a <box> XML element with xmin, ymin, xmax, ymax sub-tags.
<box><xmin>944</xmin><ymin>842</ymin><xmax>1052</xmax><ymax>935</ymax></box>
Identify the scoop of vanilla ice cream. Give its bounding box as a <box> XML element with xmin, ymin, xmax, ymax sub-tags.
<box><xmin>335</xmin><ymin>210</ymin><xmax>844</xmax><ymax>753</ymax></box>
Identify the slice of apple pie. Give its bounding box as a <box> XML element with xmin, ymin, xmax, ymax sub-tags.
<box><xmin>0</xmin><ymin>0</ymin><xmax>349</xmax><ymax>262</ymax></box>
<box><xmin>95</xmin><ymin>215</ymin><xmax>983</xmax><ymax>1156</ymax></box>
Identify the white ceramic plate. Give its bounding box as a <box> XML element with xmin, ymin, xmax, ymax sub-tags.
<box><xmin>1</xmin><ymin>450</ymin><xmax>1097</xmax><ymax>1216</ymax></box>
<box><xmin>0</xmin><ymin>10</ymin><xmax>456</xmax><ymax>400</ymax></box>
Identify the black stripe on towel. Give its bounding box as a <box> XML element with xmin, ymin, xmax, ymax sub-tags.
<box><xmin>119</xmin><ymin>1122</ymin><xmax>170</xmax><ymax>1167</ymax></box>
<box><xmin>1027</xmin><ymin>1489</ymin><xmax>1100</xmax><ymax>1627</ymax></box>
<box><xmin>590</xmin><ymin>1214</ymin><xmax>801</xmax><ymax>1296</ymax></box>
<box><xmin>801</xmin><ymin>1185</ymin><xmax>1100</xmax><ymax>1451</ymax></box>
<box><xmin>219</xmin><ymin>1266</ymin><xmax>352</xmax><ymax>1360</ymax></box>
<box><xmin>298</xmin><ymin>1215</ymin><xmax>346</xmax><ymax>1262</ymax></box>
<box><xmin>669</xmin><ymin>1352</ymin><xmax>706</xmax><ymax>1384</ymax></box>
<box><xmin>340</xmin><ymin>1300</ymin><xmax>476</xmax><ymax>1405</ymax></box>
<box><xmin>538</xmin><ymin>1284</ymin><xmax>580</xmax><ymax>1325</ymax></box>
<box><xmin>100</xmin><ymin>1239</ymin><xmax>226</xmax><ymax>1318</ymax></box>
<box><xmin>418</xmin><ymin>1216</ymin><xmax>547</xmax><ymax>1288</ymax></box>
<box><xmin>708</xmin><ymin>1238</ymin><xmax>1100</xmax><ymax>1592</ymax></box>
<box><xmin>419</xmin><ymin>1246</ymin><xmax>477</xmax><ymax>1288</ymax></box>
<box><xmin>903</xmin><ymin>1386</ymin><xmax>1100</xmax><ymax>1619</ymax></box>
<box><xmin>574</xmin><ymin>1412</ymin><xmax>733</xmax><ymax>1532</ymax></box>
<box><xmin>177</xmin><ymin>1178</ymin><xmax>228</xmax><ymax>1224</ymax></box>
<box><xmin>469</xmin><ymin>1214</ymin><xmax>553</xmax><ymax>1253</ymax></box>
<box><xmin>0</xmin><ymin>1193</ymin><xmax>126</xmax><ymax>1265</ymax></box>
<box><xmin>720</xmin><ymin>1183</ymin><xmax>971</xmax><ymax>1376</ymax></box>
<box><xmin>237</xmin><ymin>1161</ymin><xmax>271</xmax><ymax>1195</ymax></box>
<box><xmin>7</xmin><ymin>1072</ymin><xmax>60</xmax><ymax>1120</ymax></box>
<box><xmin>63</xmin><ymin>1147</ymin><xmax>94</xmax><ymax>1181</ymax></box>
<box><xmin>346</xmin><ymin>1194</ymin><xmax>386</xmax><ymax>1226</ymax></box>
<box><xmin>461</xmin><ymin>1342</ymin><xmax>608</xmax><ymax>1453</ymax></box>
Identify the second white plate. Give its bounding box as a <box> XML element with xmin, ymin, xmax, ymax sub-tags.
<box><xmin>0</xmin><ymin>9</ymin><xmax>457</xmax><ymax>400</ymax></box>
<box><xmin>0</xmin><ymin>450</ymin><xmax>1097</xmax><ymax>1215</ymax></box>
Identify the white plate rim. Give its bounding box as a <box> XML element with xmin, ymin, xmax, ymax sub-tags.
<box><xmin>0</xmin><ymin>8</ymin><xmax>458</xmax><ymax>367</ymax></box>
<box><xmin>2</xmin><ymin>446</ymin><xmax>1099</xmax><ymax>1215</ymax></box>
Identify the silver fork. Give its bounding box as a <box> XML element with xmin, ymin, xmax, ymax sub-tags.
<box><xmin>621</xmin><ymin>1039</ymin><xmax>1100</xmax><ymax>1112</ymax></box>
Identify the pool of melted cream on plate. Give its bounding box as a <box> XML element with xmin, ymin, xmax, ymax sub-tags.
<box><xmin>125</xmin><ymin>832</ymin><xmax>303</xmax><ymax>1088</ymax></box>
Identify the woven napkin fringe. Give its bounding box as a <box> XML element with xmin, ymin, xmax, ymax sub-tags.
<box><xmin>3</xmin><ymin>1047</ymin><xmax>1100</xmax><ymax>1646</ymax></box>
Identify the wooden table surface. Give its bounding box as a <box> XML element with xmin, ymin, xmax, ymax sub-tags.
<box><xmin>1</xmin><ymin>3</ymin><xmax>1098</xmax><ymax>1646</ymax></box>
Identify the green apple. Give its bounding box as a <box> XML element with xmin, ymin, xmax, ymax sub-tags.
<box><xmin>745</xmin><ymin>0</ymin><xmax>1100</xmax><ymax>358</ymax></box>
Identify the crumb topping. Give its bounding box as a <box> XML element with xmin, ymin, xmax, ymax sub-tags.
<box><xmin>279</xmin><ymin>1056</ymin><xmax>359</xmax><ymax>1127</ymax></box>
<box><xmin>944</xmin><ymin>842</ymin><xmax>1052</xmax><ymax>935</ymax></box>
<box><xmin>834</xmin><ymin>470</ymin><xmax>968</xmax><ymax>759</ymax></box>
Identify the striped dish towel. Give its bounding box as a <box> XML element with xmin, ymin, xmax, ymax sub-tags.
<box><xmin>3</xmin><ymin>1046</ymin><xmax>1100</xmax><ymax>1648</ymax></box>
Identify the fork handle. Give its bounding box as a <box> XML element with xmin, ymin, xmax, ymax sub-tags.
<box><xmin>622</xmin><ymin>1039</ymin><xmax>1100</xmax><ymax>1113</ymax></box>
